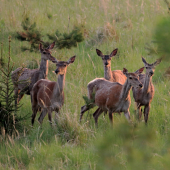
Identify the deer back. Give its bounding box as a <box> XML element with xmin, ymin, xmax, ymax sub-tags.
<box><xmin>12</xmin><ymin>67</ymin><xmax>38</xmax><ymax>92</ymax></box>
<box><xmin>96</xmin><ymin>82</ymin><xmax>123</xmax><ymax>111</ymax></box>
<box><xmin>112</xmin><ymin>70</ymin><xmax>127</xmax><ymax>84</ymax></box>
<box><xmin>33</xmin><ymin>79</ymin><xmax>64</xmax><ymax>108</ymax></box>
<box><xmin>88</xmin><ymin>78</ymin><xmax>123</xmax><ymax>110</ymax></box>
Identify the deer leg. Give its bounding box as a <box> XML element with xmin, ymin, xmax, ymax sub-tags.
<box><xmin>30</xmin><ymin>93</ymin><xmax>33</xmax><ymax>104</ymax></box>
<box><xmin>124</xmin><ymin>110</ymin><xmax>131</xmax><ymax>122</ymax></box>
<box><xmin>17</xmin><ymin>89</ymin><xmax>25</xmax><ymax>104</ymax></box>
<box><xmin>138</xmin><ymin>106</ymin><xmax>142</xmax><ymax>120</ymax></box>
<box><xmin>104</xmin><ymin>111</ymin><xmax>107</xmax><ymax>116</ymax></box>
<box><xmin>47</xmin><ymin>109</ymin><xmax>52</xmax><ymax>125</ymax></box>
<box><xmin>55</xmin><ymin>109</ymin><xmax>60</xmax><ymax>121</ymax></box>
<box><xmin>38</xmin><ymin>108</ymin><xmax>48</xmax><ymax>124</ymax></box>
<box><xmin>93</xmin><ymin>108</ymin><xmax>103</xmax><ymax>126</ymax></box>
<box><xmin>144</xmin><ymin>104</ymin><xmax>150</xmax><ymax>124</ymax></box>
<box><xmin>80</xmin><ymin>104</ymin><xmax>95</xmax><ymax>122</ymax></box>
<box><xmin>31</xmin><ymin>105</ymin><xmax>39</xmax><ymax>126</ymax></box>
<box><xmin>109</xmin><ymin>111</ymin><xmax>113</xmax><ymax>124</ymax></box>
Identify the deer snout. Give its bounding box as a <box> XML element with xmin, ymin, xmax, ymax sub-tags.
<box><xmin>139</xmin><ymin>83</ymin><xmax>143</xmax><ymax>88</ymax></box>
<box><xmin>55</xmin><ymin>69</ymin><xmax>59</xmax><ymax>74</ymax></box>
<box><xmin>105</xmin><ymin>61</ymin><xmax>108</xmax><ymax>66</ymax></box>
<box><xmin>149</xmin><ymin>71</ymin><xmax>154</xmax><ymax>76</ymax></box>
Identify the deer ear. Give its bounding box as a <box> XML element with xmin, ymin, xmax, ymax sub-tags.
<box><xmin>110</xmin><ymin>48</ymin><xmax>118</xmax><ymax>57</ymax></box>
<box><xmin>123</xmin><ymin>68</ymin><xmax>128</xmax><ymax>75</ymax></box>
<box><xmin>153</xmin><ymin>58</ymin><xmax>162</xmax><ymax>67</ymax></box>
<box><xmin>96</xmin><ymin>49</ymin><xmax>103</xmax><ymax>57</ymax></box>
<box><xmin>142</xmin><ymin>56</ymin><xmax>148</xmax><ymax>65</ymax></box>
<box><xmin>51</xmin><ymin>57</ymin><xmax>58</xmax><ymax>63</ymax></box>
<box><xmin>68</xmin><ymin>56</ymin><xmax>76</xmax><ymax>64</ymax></box>
<box><xmin>135</xmin><ymin>67</ymin><xmax>144</xmax><ymax>75</ymax></box>
<box><xmin>39</xmin><ymin>43</ymin><xmax>43</xmax><ymax>52</ymax></box>
<box><xmin>47</xmin><ymin>42</ymin><xmax>55</xmax><ymax>50</ymax></box>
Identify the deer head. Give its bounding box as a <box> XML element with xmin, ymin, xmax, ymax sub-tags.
<box><xmin>123</xmin><ymin>68</ymin><xmax>143</xmax><ymax>88</ymax></box>
<box><xmin>54</xmin><ymin>56</ymin><xmax>76</xmax><ymax>75</ymax></box>
<box><xmin>39</xmin><ymin>42</ymin><xmax>57</xmax><ymax>63</ymax></box>
<box><xmin>96</xmin><ymin>48</ymin><xmax>118</xmax><ymax>66</ymax></box>
<box><xmin>142</xmin><ymin>57</ymin><xmax>161</xmax><ymax>77</ymax></box>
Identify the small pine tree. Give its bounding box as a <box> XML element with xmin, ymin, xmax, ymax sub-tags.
<box><xmin>15</xmin><ymin>15</ymin><xmax>43</xmax><ymax>52</ymax></box>
<box><xmin>47</xmin><ymin>24</ymin><xmax>85</xmax><ymax>49</ymax></box>
<box><xmin>0</xmin><ymin>36</ymin><xmax>29</xmax><ymax>135</ymax></box>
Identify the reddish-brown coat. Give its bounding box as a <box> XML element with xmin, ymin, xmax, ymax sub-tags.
<box><xmin>31</xmin><ymin>56</ymin><xmax>76</xmax><ymax>126</ymax></box>
<box><xmin>80</xmin><ymin>68</ymin><xmax>144</xmax><ymax>124</ymax></box>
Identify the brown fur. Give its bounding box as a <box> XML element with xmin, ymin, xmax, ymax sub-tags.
<box><xmin>90</xmin><ymin>49</ymin><xmax>126</xmax><ymax>120</ymax></box>
<box><xmin>112</xmin><ymin>70</ymin><xmax>126</xmax><ymax>84</ymax></box>
<box><xmin>80</xmin><ymin>68</ymin><xmax>144</xmax><ymax>125</ymax></box>
<box><xmin>31</xmin><ymin>56</ymin><xmax>76</xmax><ymax>126</ymax></box>
<box><xmin>132</xmin><ymin>57</ymin><xmax>161</xmax><ymax>123</ymax></box>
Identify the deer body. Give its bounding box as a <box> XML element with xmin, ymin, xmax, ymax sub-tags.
<box><xmin>133</xmin><ymin>74</ymin><xmax>154</xmax><ymax>105</ymax></box>
<box><xmin>88</xmin><ymin>78</ymin><xmax>131</xmax><ymax>113</ymax></box>
<box><xmin>31</xmin><ymin>56</ymin><xmax>76</xmax><ymax>125</ymax></box>
<box><xmin>11</xmin><ymin>42</ymin><xmax>56</xmax><ymax>105</ymax></box>
<box><xmin>81</xmin><ymin>49</ymin><xmax>127</xmax><ymax>122</ymax></box>
<box><xmin>80</xmin><ymin>68</ymin><xmax>143</xmax><ymax>124</ymax></box>
<box><xmin>132</xmin><ymin>57</ymin><xmax>161</xmax><ymax>123</ymax></box>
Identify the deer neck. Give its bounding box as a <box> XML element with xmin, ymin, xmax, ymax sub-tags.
<box><xmin>39</xmin><ymin>58</ymin><xmax>48</xmax><ymax>79</ymax></box>
<box><xmin>142</xmin><ymin>74</ymin><xmax>152</xmax><ymax>94</ymax></box>
<box><xmin>54</xmin><ymin>74</ymin><xmax>66</xmax><ymax>95</ymax></box>
<box><xmin>104</xmin><ymin>65</ymin><xmax>113</xmax><ymax>81</ymax></box>
<box><xmin>120</xmin><ymin>79</ymin><xmax>131</xmax><ymax>101</ymax></box>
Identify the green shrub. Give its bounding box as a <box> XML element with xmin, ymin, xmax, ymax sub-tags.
<box><xmin>47</xmin><ymin>24</ymin><xmax>85</xmax><ymax>49</ymax></box>
<box><xmin>15</xmin><ymin>15</ymin><xmax>43</xmax><ymax>52</ymax></box>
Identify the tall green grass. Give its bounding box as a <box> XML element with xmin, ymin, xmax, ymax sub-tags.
<box><xmin>0</xmin><ymin>0</ymin><xmax>170</xmax><ymax>169</ymax></box>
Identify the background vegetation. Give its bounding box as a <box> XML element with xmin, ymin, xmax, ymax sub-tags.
<box><xmin>0</xmin><ymin>0</ymin><xmax>170</xmax><ymax>169</ymax></box>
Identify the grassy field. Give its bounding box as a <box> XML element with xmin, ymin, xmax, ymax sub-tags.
<box><xmin>1</xmin><ymin>0</ymin><xmax>170</xmax><ymax>169</ymax></box>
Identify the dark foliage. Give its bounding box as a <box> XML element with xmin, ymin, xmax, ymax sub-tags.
<box><xmin>82</xmin><ymin>91</ymin><xmax>95</xmax><ymax>109</ymax></box>
<box><xmin>47</xmin><ymin>25</ymin><xmax>85</xmax><ymax>49</ymax></box>
<box><xmin>15</xmin><ymin>16</ymin><xmax>43</xmax><ymax>52</ymax></box>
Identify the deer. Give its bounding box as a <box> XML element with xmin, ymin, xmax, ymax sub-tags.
<box><xmin>31</xmin><ymin>55</ymin><xmax>76</xmax><ymax>126</ymax></box>
<box><xmin>11</xmin><ymin>42</ymin><xmax>57</xmax><ymax>106</ymax></box>
<box><xmin>132</xmin><ymin>57</ymin><xmax>161</xmax><ymax>123</ymax></box>
<box><xmin>81</xmin><ymin>48</ymin><xmax>127</xmax><ymax>121</ymax></box>
<box><xmin>96</xmin><ymin>48</ymin><xmax>126</xmax><ymax>84</ymax></box>
<box><xmin>80</xmin><ymin>67</ymin><xmax>144</xmax><ymax>125</ymax></box>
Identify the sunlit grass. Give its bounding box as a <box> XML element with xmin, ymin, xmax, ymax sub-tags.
<box><xmin>0</xmin><ymin>0</ymin><xmax>170</xmax><ymax>169</ymax></box>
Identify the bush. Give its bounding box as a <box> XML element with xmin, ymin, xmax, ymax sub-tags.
<box><xmin>15</xmin><ymin>15</ymin><xmax>43</xmax><ymax>52</ymax></box>
<box><xmin>47</xmin><ymin>24</ymin><xmax>85</xmax><ymax>49</ymax></box>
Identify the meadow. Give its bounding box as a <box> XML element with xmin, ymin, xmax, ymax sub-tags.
<box><xmin>0</xmin><ymin>0</ymin><xmax>170</xmax><ymax>169</ymax></box>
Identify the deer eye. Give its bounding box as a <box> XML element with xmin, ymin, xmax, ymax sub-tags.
<box><xmin>145</xmin><ymin>67</ymin><xmax>148</xmax><ymax>69</ymax></box>
<box><xmin>129</xmin><ymin>77</ymin><xmax>132</xmax><ymax>79</ymax></box>
<box><xmin>43</xmin><ymin>52</ymin><xmax>46</xmax><ymax>54</ymax></box>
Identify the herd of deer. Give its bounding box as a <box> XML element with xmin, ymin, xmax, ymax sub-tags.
<box><xmin>11</xmin><ymin>42</ymin><xmax>161</xmax><ymax>126</ymax></box>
